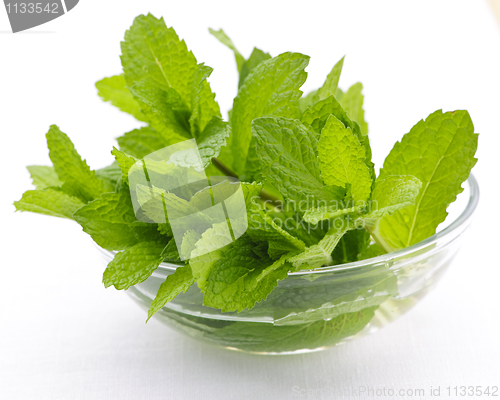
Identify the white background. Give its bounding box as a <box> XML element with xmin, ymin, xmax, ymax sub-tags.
<box><xmin>1</xmin><ymin>1</ymin><xmax>499</xmax><ymax>399</ymax></box>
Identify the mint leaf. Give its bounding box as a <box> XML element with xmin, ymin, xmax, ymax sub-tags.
<box><xmin>303</xmin><ymin>203</ymin><xmax>364</xmax><ymax>225</ymax></box>
<box><xmin>162</xmin><ymin>237</ymin><xmax>180</xmax><ymax>260</ymax></box>
<box><xmin>358</xmin><ymin>243</ymin><xmax>385</xmax><ymax>260</ymax></box>
<box><xmin>362</xmin><ymin>175</ymin><xmax>422</xmax><ymax>252</ymax></box>
<box><xmin>196</xmin><ymin>117</ymin><xmax>231</xmax><ymax>168</ymax></box>
<box><xmin>103</xmin><ymin>240</ymin><xmax>168</xmax><ymax>290</ymax></box>
<box><xmin>208</xmin><ymin>28</ymin><xmax>245</xmax><ymax>73</ymax></box>
<box><xmin>128</xmin><ymin>80</ymin><xmax>191</xmax><ymax>144</ymax></box>
<box><xmin>129</xmin><ymin>221</ymin><xmax>163</xmax><ymax>242</ymax></box>
<box><xmin>238</xmin><ymin>48</ymin><xmax>271</xmax><ymax>88</ymax></box>
<box><xmin>116</xmin><ymin>127</ymin><xmax>168</xmax><ymax>159</ymax></box>
<box><xmin>73</xmin><ymin>190</ymin><xmax>139</xmax><ymax>250</ymax></box>
<box><xmin>318</xmin><ymin>115</ymin><xmax>372</xmax><ymax>202</ymax></box>
<box><xmin>95</xmin><ymin>75</ymin><xmax>146</xmax><ymax>122</ymax></box>
<box><xmin>121</xmin><ymin>14</ymin><xmax>197</xmax><ymax>105</ymax></box>
<box><xmin>227</xmin><ymin>52</ymin><xmax>309</xmax><ymax>174</ymax></box>
<box><xmin>314</xmin><ymin>56</ymin><xmax>344</xmax><ymax>102</ymax></box>
<box><xmin>188</xmin><ymin>221</ymin><xmax>232</xmax><ymax>289</ymax></box>
<box><xmin>298</xmin><ymin>89</ymin><xmax>318</xmax><ymax>113</ymax></box>
<box><xmin>376</xmin><ymin>110</ymin><xmax>477</xmax><ymax>250</ymax></box>
<box><xmin>147</xmin><ymin>265</ymin><xmax>194</xmax><ymax>321</ymax></box>
<box><xmin>339</xmin><ymin>82</ymin><xmax>368</xmax><ymax>135</ymax></box>
<box><xmin>252</xmin><ymin>116</ymin><xmax>344</xmax><ymax>205</ymax></box>
<box><xmin>301</xmin><ymin>95</ymin><xmax>375</xmax><ymax>181</ymax></box>
<box><xmin>247</xmin><ymin>202</ymin><xmax>305</xmax><ymax>259</ymax></box>
<box><xmin>366</xmin><ymin>175</ymin><xmax>422</xmax><ymax>220</ymax></box>
<box><xmin>158</xmin><ymin>223</ymin><xmax>173</xmax><ymax>237</ymax></box>
<box><xmin>289</xmin><ymin>219</ymin><xmax>351</xmax><ymax>270</ymax></box>
<box><xmin>26</xmin><ymin>165</ymin><xmax>62</xmax><ymax>189</ymax></box>
<box><xmin>189</xmin><ymin>64</ymin><xmax>221</xmax><ymax>136</ymax></box>
<box><xmin>185</xmin><ymin>182</ymin><xmax>264</xmax><ymax>282</ymax></box>
<box><xmin>111</xmin><ymin>147</ymin><xmax>138</xmax><ymax>184</ymax></box>
<box><xmin>46</xmin><ymin>125</ymin><xmax>107</xmax><ymax>202</ymax></box>
<box><xmin>331</xmin><ymin>229</ymin><xmax>371</xmax><ymax>264</ymax></box>
<box><xmin>95</xmin><ymin>162</ymin><xmax>122</xmax><ymax>187</ymax></box>
<box><xmin>14</xmin><ymin>188</ymin><xmax>84</xmax><ymax>219</ymax></box>
<box><xmin>203</xmin><ymin>237</ymin><xmax>290</xmax><ymax>312</ymax></box>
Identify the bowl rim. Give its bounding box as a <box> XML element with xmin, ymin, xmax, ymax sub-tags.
<box><xmin>100</xmin><ymin>174</ymin><xmax>479</xmax><ymax>276</ymax></box>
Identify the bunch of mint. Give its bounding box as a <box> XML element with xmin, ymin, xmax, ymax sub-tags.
<box><xmin>14</xmin><ymin>14</ymin><xmax>478</xmax><ymax>321</ymax></box>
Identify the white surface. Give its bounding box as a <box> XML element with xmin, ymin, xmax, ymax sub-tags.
<box><xmin>1</xmin><ymin>1</ymin><xmax>499</xmax><ymax>399</ymax></box>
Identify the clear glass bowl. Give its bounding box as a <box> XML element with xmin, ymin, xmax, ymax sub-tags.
<box><xmin>97</xmin><ymin>175</ymin><xmax>479</xmax><ymax>355</ymax></box>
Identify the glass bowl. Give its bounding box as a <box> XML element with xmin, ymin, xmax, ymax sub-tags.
<box><xmin>97</xmin><ymin>175</ymin><xmax>479</xmax><ymax>355</ymax></box>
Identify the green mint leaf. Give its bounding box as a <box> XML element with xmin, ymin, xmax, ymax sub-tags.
<box><xmin>95</xmin><ymin>75</ymin><xmax>146</xmax><ymax>122</ymax></box>
<box><xmin>251</xmin><ymin>116</ymin><xmax>343</xmax><ymax>205</ymax></box>
<box><xmin>189</xmin><ymin>63</ymin><xmax>221</xmax><ymax>137</ymax></box>
<box><xmin>363</xmin><ymin>175</ymin><xmax>422</xmax><ymax>252</ymax></box>
<box><xmin>129</xmin><ymin>80</ymin><xmax>192</xmax><ymax>144</ymax></box>
<box><xmin>26</xmin><ymin>165</ymin><xmax>62</xmax><ymax>189</ymax></box>
<box><xmin>162</xmin><ymin>237</ymin><xmax>180</xmax><ymax>260</ymax></box>
<box><xmin>202</xmin><ymin>237</ymin><xmax>290</xmax><ymax>312</ymax></box>
<box><xmin>184</xmin><ymin>179</ymin><xmax>261</xmax><ymax>285</ymax></box>
<box><xmin>188</xmin><ymin>221</ymin><xmax>232</xmax><ymax>289</ymax></box>
<box><xmin>304</xmin><ymin>176</ymin><xmax>421</xmax><ymax>254</ymax></box>
<box><xmin>227</xmin><ymin>52</ymin><xmax>309</xmax><ymax>174</ymax></box>
<box><xmin>250</xmin><ymin>116</ymin><xmax>320</xmax><ymax>198</ymax></box>
<box><xmin>314</xmin><ymin>56</ymin><xmax>344</xmax><ymax>102</ymax></box>
<box><xmin>318</xmin><ymin>114</ymin><xmax>372</xmax><ymax>202</ymax></box>
<box><xmin>339</xmin><ymin>82</ymin><xmax>368</xmax><ymax>135</ymax></box>
<box><xmin>14</xmin><ymin>188</ymin><xmax>84</xmax><ymax>219</ymax></box>
<box><xmin>289</xmin><ymin>219</ymin><xmax>351</xmax><ymax>270</ymax></box>
<box><xmin>73</xmin><ymin>190</ymin><xmax>139</xmax><ymax>250</ymax></box>
<box><xmin>129</xmin><ymin>221</ymin><xmax>163</xmax><ymax>242</ymax></box>
<box><xmin>147</xmin><ymin>265</ymin><xmax>194</xmax><ymax>321</ymax></box>
<box><xmin>103</xmin><ymin>240</ymin><xmax>168</xmax><ymax>290</ymax></box>
<box><xmin>95</xmin><ymin>162</ymin><xmax>122</xmax><ymax>187</ymax></box>
<box><xmin>331</xmin><ymin>229</ymin><xmax>371</xmax><ymax>265</ymax></box>
<box><xmin>366</xmin><ymin>175</ymin><xmax>422</xmax><ymax>220</ymax></box>
<box><xmin>301</xmin><ymin>95</ymin><xmax>375</xmax><ymax>181</ymax></box>
<box><xmin>303</xmin><ymin>203</ymin><xmax>364</xmax><ymax>225</ymax></box>
<box><xmin>247</xmin><ymin>203</ymin><xmax>305</xmax><ymax>259</ymax></box>
<box><xmin>135</xmin><ymin>186</ymin><xmax>215</xmax><ymax>238</ymax></box>
<box><xmin>238</xmin><ymin>48</ymin><xmax>271</xmax><ymax>88</ymax></box>
<box><xmin>111</xmin><ymin>147</ymin><xmax>138</xmax><ymax>184</ymax></box>
<box><xmin>358</xmin><ymin>242</ymin><xmax>385</xmax><ymax>260</ymax></box>
<box><xmin>196</xmin><ymin>117</ymin><xmax>231</xmax><ymax>168</ymax></box>
<box><xmin>208</xmin><ymin>28</ymin><xmax>245</xmax><ymax>73</ymax></box>
<box><xmin>116</xmin><ymin>127</ymin><xmax>168</xmax><ymax>159</ymax></box>
<box><xmin>298</xmin><ymin>89</ymin><xmax>318</xmax><ymax>113</ymax></box>
<box><xmin>158</xmin><ymin>223</ymin><xmax>173</xmax><ymax>237</ymax></box>
<box><xmin>376</xmin><ymin>110</ymin><xmax>477</xmax><ymax>250</ymax></box>
<box><xmin>46</xmin><ymin>125</ymin><xmax>106</xmax><ymax>202</ymax></box>
<box><xmin>121</xmin><ymin>14</ymin><xmax>197</xmax><ymax>106</ymax></box>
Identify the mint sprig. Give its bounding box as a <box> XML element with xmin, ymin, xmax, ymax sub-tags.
<box><xmin>14</xmin><ymin>13</ymin><xmax>478</xmax><ymax>324</ymax></box>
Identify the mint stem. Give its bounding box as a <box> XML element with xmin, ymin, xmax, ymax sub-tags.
<box><xmin>366</xmin><ymin>229</ymin><xmax>392</xmax><ymax>254</ymax></box>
